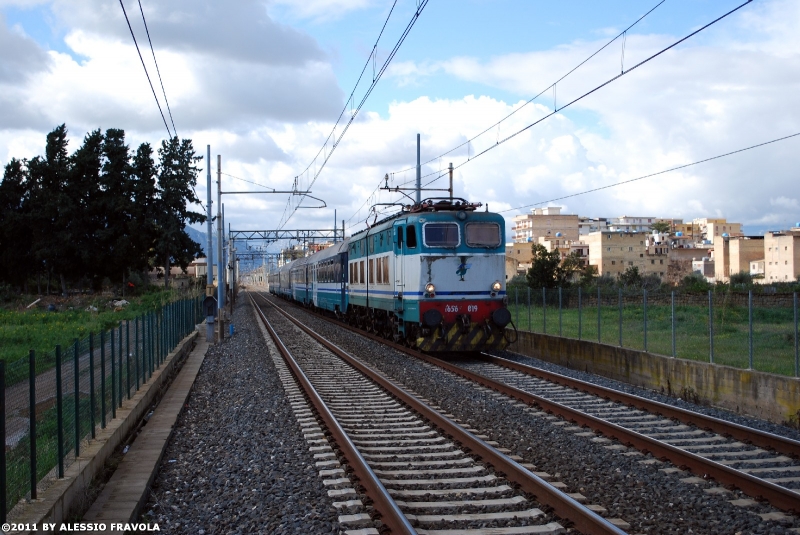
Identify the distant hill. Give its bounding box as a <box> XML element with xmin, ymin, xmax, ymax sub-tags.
<box><xmin>185</xmin><ymin>226</ymin><xmax>208</xmax><ymax>255</ymax></box>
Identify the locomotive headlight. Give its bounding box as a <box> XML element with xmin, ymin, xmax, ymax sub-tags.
<box><xmin>425</xmin><ymin>283</ymin><xmax>436</xmax><ymax>294</ymax></box>
<box><xmin>491</xmin><ymin>281</ymin><xmax>502</xmax><ymax>292</ymax></box>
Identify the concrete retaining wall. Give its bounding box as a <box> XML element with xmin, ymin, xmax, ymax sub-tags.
<box><xmin>513</xmin><ymin>331</ymin><xmax>800</xmax><ymax>427</ymax></box>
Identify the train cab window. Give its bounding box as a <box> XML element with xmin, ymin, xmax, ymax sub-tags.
<box><xmin>397</xmin><ymin>226</ymin><xmax>404</xmax><ymax>248</ymax></box>
<box><xmin>407</xmin><ymin>225</ymin><xmax>417</xmax><ymax>248</ymax></box>
<box><xmin>466</xmin><ymin>222</ymin><xmax>501</xmax><ymax>247</ymax></box>
<box><xmin>423</xmin><ymin>223</ymin><xmax>458</xmax><ymax>248</ymax></box>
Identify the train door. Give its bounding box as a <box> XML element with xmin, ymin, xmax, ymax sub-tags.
<box><xmin>340</xmin><ymin>252</ymin><xmax>347</xmax><ymax>313</ymax></box>
<box><xmin>312</xmin><ymin>261</ymin><xmax>318</xmax><ymax>306</ymax></box>
<box><xmin>393</xmin><ymin>221</ymin><xmax>406</xmax><ymax>307</ymax></box>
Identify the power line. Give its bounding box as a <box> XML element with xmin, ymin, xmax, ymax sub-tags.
<box><xmin>118</xmin><ymin>0</ymin><xmax>173</xmax><ymax>139</ymax></box>
<box><xmin>278</xmin><ymin>0</ymin><xmax>430</xmax><ymax>231</ymax></box>
<box><xmin>419</xmin><ymin>0</ymin><xmax>753</xmax><ymax>189</ymax></box>
<box><xmin>220</xmin><ymin>172</ymin><xmax>277</xmax><ymax>191</ymax></box>
<box><xmin>498</xmin><ymin>131</ymin><xmax>800</xmax><ymax>214</ymax></box>
<box><xmin>137</xmin><ymin>0</ymin><xmax>177</xmax><ymax>138</ymax></box>
<box><xmin>392</xmin><ymin>0</ymin><xmax>668</xmax><ymax>182</ymax></box>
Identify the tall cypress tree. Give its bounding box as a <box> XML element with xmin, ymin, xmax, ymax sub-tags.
<box><xmin>155</xmin><ymin>137</ymin><xmax>205</xmax><ymax>287</ymax></box>
<box><xmin>0</xmin><ymin>159</ymin><xmax>33</xmax><ymax>290</ymax></box>
<box><xmin>129</xmin><ymin>142</ymin><xmax>159</xmax><ymax>277</ymax></box>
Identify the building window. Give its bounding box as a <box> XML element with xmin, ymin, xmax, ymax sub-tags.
<box><xmin>628</xmin><ymin>261</ymin><xmax>633</xmax><ymax>266</ymax></box>
<box><xmin>660</xmin><ymin>259</ymin><xmax>664</xmax><ymax>264</ymax></box>
<box><xmin>607</xmin><ymin>247</ymin><xmax>611</xmax><ymax>251</ymax></box>
<box><xmin>611</xmin><ymin>260</ymin><xmax>616</xmax><ymax>265</ymax></box>
<box><xmin>629</xmin><ymin>247</ymin><xmax>633</xmax><ymax>251</ymax></box>
<box><xmin>651</xmin><ymin>259</ymin><xmax>655</xmax><ymax>264</ymax></box>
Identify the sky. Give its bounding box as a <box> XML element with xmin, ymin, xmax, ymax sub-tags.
<box><xmin>1</xmin><ymin>0</ymin><xmax>799</xmax><ymax>260</ymax></box>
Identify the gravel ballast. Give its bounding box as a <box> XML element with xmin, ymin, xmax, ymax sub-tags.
<box><xmin>278</xmin><ymin>296</ymin><xmax>800</xmax><ymax>535</ymax></box>
<box><xmin>142</xmin><ymin>297</ymin><xmax>342</xmax><ymax>534</ymax></box>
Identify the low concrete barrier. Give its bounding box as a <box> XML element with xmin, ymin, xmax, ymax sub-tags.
<box><xmin>10</xmin><ymin>330</ymin><xmax>199</xmax><ymax>532</ymax></box>
<box><xmin>513</xmin><ymin>331</ymin><xmax>800</xmax><ymax>427</ymax></box>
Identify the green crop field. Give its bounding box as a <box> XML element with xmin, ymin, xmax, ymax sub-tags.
<box><xmin>507</xmin><ymin>294</ymin><xmax>799</xmax><ymax>377</ymax></box>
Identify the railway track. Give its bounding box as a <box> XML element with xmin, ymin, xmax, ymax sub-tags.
<box><xmin>249</xmin><ymin>292</ymin><xmax>625</xmax><ymax>535</ymax></box>
<box><xmin>257</xmin><ymin>290</ymin><xmax>800</xmax><ymax>519</ymax></box>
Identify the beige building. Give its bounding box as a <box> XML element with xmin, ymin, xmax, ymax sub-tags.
<box><xmin>693</xmin><ymin>218</ymin><xmax>742</xmax><ymax>242</ymax></box>
<box><xmin>764</xmin><ymin>231</ymin><xmax>800</xmax><ymax>283</ymax></box>
<box><xmin>713</xmin><ymin>236</ymin><xmax>764</xmax><ymax>282</ymax></box>
<box><xmin>585</xmin><ymin>231</ymin><xmax>668</xmax><ymax>279</ymax></box>
<box><xmin>512</xmin><ymin>206</ymin><xmax>579</xmax><ymax>243</ymax></box>
<box><xmin>750</xmin><ymin>259</ymin><xmax>765</xmax><ymax>279</ymax></box>
<box><xmin>607</xmin><ymin>216</ymin><xmax>658</xmax><ymax>233</ymax></box>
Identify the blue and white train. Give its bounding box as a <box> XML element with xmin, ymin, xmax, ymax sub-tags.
<box><xmin>269</xmin><ymin>198</ymin><xmax>513</xmax><ymax>352</ymax></box>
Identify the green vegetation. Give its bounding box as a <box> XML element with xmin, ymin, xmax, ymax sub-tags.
<box><xmin>507</xmin><ymin>289</ymin><xmax>799</xmax><ymax>376</ymax></box>
<box><xmin>0</xmin><ymin>288</ymin><xmax>198</xmax><ymax>364</ymax></box>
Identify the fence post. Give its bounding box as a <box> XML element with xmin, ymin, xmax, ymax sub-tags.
<box><xmin>73</xmin><ymin>339</ymin><xmax>80</xmax><ymax>456</ymax></box>
<box><xmin>135</xmin><ymin>316</ymin><xmax>140</xmax><ymax>391</ymax></box>
<box><xmin>56</xmin><ymin>345</ymin><xmax>64</xmax><ymax>478</ymax></box>
<box><xmin>110</xmin><ymin>329</ymin><xmax>116</xmax><ymax>419</ymax></box>
<box><xmin>558</xmin><ymin>287</ymin><xmax>562</xmax><ymax>337</ymax></box>
<box><xmin>671</xmin><ymin>291</ymin><xmax>676</xmax><ymax>357</ymax></box>
<box><xmin>578</xmin><ymin>287</ymin><xmax>582</xmax><ymax>340</ymax></box>
<box><xmin>29</xmin><ymin>349</ymin><xmax>36</xmax><ymax>500</ymax></box>
<box><xmin>748</xmin><ymin>290</ymin><xmax>753</xmax><ymax>370</ymax></box>
<box><xmin>100</xmin><ymin>331</ymin><xmax>106</xmax><ymax>429</ymax></box>
<box><xmin>118</xmin><ymin>323</ymin><xmax>123</xmax><ymax>408</ymax></box>
<box><xmin>527</xmin><ymin>287</ymin><xmax>531</xmax><ymax>332</ymax></box>
<box><xmin>597</xmin><ymin>286</ymin><xmax>601</xmax><ymax>343</ymax></box>
<box><xmin>708</xmin><ymin>290</ymin><xmax>714</xmax><ymax>364</ymax></box>
<box><xmin>794</xmin><ymin>292</ymin><xmax>798</xmax><ymax>378</ymax></box>
<box><xmin>89</xmin><ymin>333</ymin><xmax>95</xmax><ymax>439</ymax></box>
<box><xmin>126</xmin><ymin>321</ymin><xmax>131</xmax><ymax>400</ymax></box>
<box><xmin>618</xmin><ymin>288</ymin><xmax>622</xmax><ymax>347</ymax></box>
<box><xmin>542</xmin><ymin>288</ymin><xmax>546</xmax><ymax>333</ymax></box>
<box><xmin>0</xmin><ymin>360</ymin><xmax>5</xmax><ymax>524</ymax></box>
<box><xmin>643</xmin><ymin>289</ymin><xmax>648</xmax><ymax>352</ymax></box>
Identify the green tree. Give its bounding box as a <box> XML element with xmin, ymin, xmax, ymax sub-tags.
<box><xmin>526</xmin><ymin>244</ymin><xmax>560</xmax><ymax>289</ymax></box>
<box><xmin>650</xmin><ymin>221</ymin><xmax>671</xmax><ymax>234</ymax></box>
<box><xmin>27</xmin><ymin>124</ymin><xmax>74</xmax><ymax>295</ymax></box>
<box><xmin>618</xmin><ymin>266</ymin><xmax>642</xmax><ymax>288</ymax></box>
<box><xmin>129</xmin><ymin>142</ymin><xmax>160</xmax><ymax>276</ymax></box>
<box><xmin>69</xmin><ymin>129</ymin><xmax>105</xmax><ymax>289</ymax></box>
<box><xmin>154</xmin><ymin>137</ymin><xmax>205</xmax><ymax>287</ymax></box>
<box><xmin>577</xmin><ymin>263</ymin><xmax>598</xmax><ymax>287</ymax></box>
<box><xmin>0</xmin><ymin>159</ymin><xmax>34</xmax><ymax>290</ymax></box>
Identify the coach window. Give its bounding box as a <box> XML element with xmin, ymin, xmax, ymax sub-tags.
<box><xmin>423</xmin><ymin>223</ymin><xmax>459</xmax><ymax>248</ymax></box>
<box><xmin>359</xmin><ymin>261</ymin><xmax>365</xmax><ymax>284</ymax></box>
<box><xmin>466</xmin><ymin>222</ymin><xmax>501</xmax><ymax>247</ymax></box>
<box><xmin>369</xmin><ymin>259</ymin><xmax>375</xmax><ymax>283</ymax></box>
<box><xmin>376</xmin><ymin>258</ymin><xmax>383</xmax><ymax>284</ymax></box>
<box><xmin>407</xmin><ymin>225</ymin><xmax>417</xmax><ymax>248</ymax></box>
<box><xmin>383</xmin><ymin>257</ymin><xmax>389</xmax><ymax>283</ymax></box>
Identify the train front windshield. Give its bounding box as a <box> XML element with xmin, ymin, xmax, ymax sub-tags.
<box><xmin>465</xmin><ymin>222</ymin><xmax>501</xmax><ymax>247</ymax></box>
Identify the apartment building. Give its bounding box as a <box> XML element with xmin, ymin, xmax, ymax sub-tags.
<box><xmin>585</xmin><ymin>231</ymin><xmax>668</xmax><ymax>279</ymax></box>
<box><xmin>713</xmin><ymin>235</ymin><xmax>764</xmax><ymax>282</ymax></box>
<box><xmin>607</xmin><ymin>216</ymin><xmax>658</xmax><ymax>233</ymax></box>
<box><xmin>511</xmin><ymin>206</ymin><xmax>579</xmax><ymax>243</ymax></box>
<box><xmin>764</xmin><ymin>231</ymin><xmax>800</xmax><ymax>282</ymax></box>
<box><xmin>505</xmin><ymin>237</ymin><xmax>588</xmax><ymax>276</ymax></box>
<box><xmin>693</xmin><ymin>218</ymin><xmax>742</xmax><ymax>242</ymax></box>
<box><xmin>578</xmin><ymin>216</ymin><xmax>608</xmax><ymax>235</ymax></box>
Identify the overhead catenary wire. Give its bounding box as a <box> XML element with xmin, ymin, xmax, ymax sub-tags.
<box><xmin>417</xmin><ymin>0</ymin><xmax>753</xmax><ymax>188</ymax></box>
<box><xmin>498</xmin><ymin>131</ymin><xmax>800</xmax><ymax>214</ymax></box>
<box><xmin>137</xmin><ymin>0</ymin><xmax>177</xmax><ymax>138</ymax></box>
<box><xmin>391</xmin><ymin>0</ymin><xmax>668</xmax><ymax>182</ymax></box>
<box><xmin>278</xmin><ymin>0</ymin><xmax>430</xmax><ymax>231</ymax></box>
<box><xmin>118</xmin><ymin>0</ymin><xmax>173</xmax><ymax>140</ymax></box>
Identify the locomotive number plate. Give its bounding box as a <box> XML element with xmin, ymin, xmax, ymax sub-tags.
<box><xmin>444</xmin><ymin>304</ymin><xmax>479</xmax><ymax>313</ymax></box>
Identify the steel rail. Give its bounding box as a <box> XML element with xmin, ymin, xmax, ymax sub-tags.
<box><xmin>257</xmin><ymin>291</ymin><xmax>800</xmax><ymax>514</ymax></box>
<box><xmin>254</xmin><ymin>292</ymin><xmax>627</xmax><ymax>535</ymax></box>
<box><xmin>248</xmin><ymin>294</ymin><xmax>416</xmax><ymax>535</ymax></box>
<box><xmin>478</xmin><ymin>352</ymin><xmax>800</xmax><ymax>459</ymax></box>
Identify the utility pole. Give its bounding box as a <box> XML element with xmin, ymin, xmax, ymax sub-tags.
<box><xmin>216</xmin><ymin>155</ymin><xmax>224</xmax><ymax>340</ymax></box>
<box><xmin>206</xmin><ymin>146</ymin><xmax>214</xmax><ymax>297</ymax></box>
<box><xmin>415</xmin><ymin>133</ymin><xmax>421</xmax><ymax>204</ymax></box>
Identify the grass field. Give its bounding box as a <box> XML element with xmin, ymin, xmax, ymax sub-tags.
<box><xmin>507</xmin><ymin>292</ymin><xmax>799</xmax><ymax>377</ymax></box>
<box><xmin>0</xmin><ymin>289</ymin><xmax>199</xmax><ymax>364</ymax></box>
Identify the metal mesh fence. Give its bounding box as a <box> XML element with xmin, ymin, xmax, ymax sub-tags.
<box><xmin>2</xmin><ymin>296</ymin><xmax>203</xmax><ymax>520</ymax></box>
<box><xmin>508</xmin><ymin>286</ymin><xmax>799</xmax><ymax>377</ymax></box>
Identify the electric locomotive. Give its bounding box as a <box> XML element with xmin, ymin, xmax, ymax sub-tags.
<box><xmin>269</xmin><ymin>198</ymin><xmax>514</xmax><ymax>352</ymax></box>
